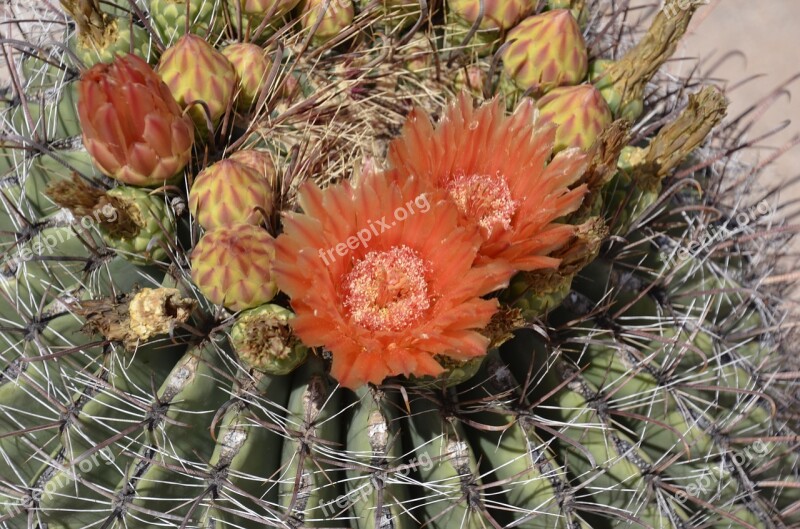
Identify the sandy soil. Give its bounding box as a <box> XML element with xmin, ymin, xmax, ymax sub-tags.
<box><xmin>671</xmin><ymin>0</ymin><xmax>800</xmax><ymax>208</ymax></box>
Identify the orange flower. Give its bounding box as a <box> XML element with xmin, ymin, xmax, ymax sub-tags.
<box><xmin>273</xmin><ymin>173</ymin><xmax>512</xmax><ymax>389</ymax></box>
<box><xmin>78</xmin><ymin>54</ymin><xmax>194</xmax><ymax>187</ymax></box>
<box><xmin>386</xmin><ymin>93</ymin><xmax>589</xmax><ymax>272</ymax></box>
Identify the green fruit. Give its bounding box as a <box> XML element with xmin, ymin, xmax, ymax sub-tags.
<box><xmin>590</xmin><ymin>0</ymin><xmax>701</xmax><ymax>120</ymax></box>
<box><xmin>60</xmin><ymin>0</ymin><xmax>157</xmax><ymax>66</ymax></box>
<box><xmin>71</xmin><ymin>17</ymin><xmax>156</xmax><ymax>66</ymax></box>
<box><xmin>503</xmin><ymin>269</ymin><xmax>572</xmax><ymax>319</ymax></box>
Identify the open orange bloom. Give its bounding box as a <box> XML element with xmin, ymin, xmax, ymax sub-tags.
<box><xmin>387</xmin><ymin>94</ymin><xmax>589</xmax><ymax>271</ymax></box>
<box><xmin>273</xmin><ymin>173</ymin><xmax>513</xmax><ymax>389</ymax></box>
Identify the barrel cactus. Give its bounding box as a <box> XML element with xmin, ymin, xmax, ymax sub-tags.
<box><xmin>0</xmin><ymin>0</ymin><xmax>797</xmax><ymax>528</ymax></box>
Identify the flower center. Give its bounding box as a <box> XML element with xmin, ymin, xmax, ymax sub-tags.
<box><xmin>342</xmin><ymin>245</ymin><xmax>430</xmax><ymax>332</ymax></box>
<box><xmin>446</xmin><ymin>172</ymin><xmax>516</xmax><ymax>236</ymax></box>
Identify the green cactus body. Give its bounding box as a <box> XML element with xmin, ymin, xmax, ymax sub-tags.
<box><xmin>24</xmin><ymin>151</ymin><xmax>104</xmax><ymax>216</ymax></box>
<box><xmin>503</xmin><ymin>270</ymin><xmax>573</xmax><ymax>320</ymax></box>
<box><xmin>0</xmin><ymin>311</ymin><xmax>100</xmax><ymax>496</ymax></box>
<box><xmin>460</xmin><ymin>351</ymin><xmax>569</xmax><ymax>528</ymax></box>
<box><xmin>405</xmin><ymin>391</ymin><xmax>487</xmax><ymax>528</ymax></box>
<box><xmin>278</xmin><ymin>356</ymin><xmax>344</xmax><ymax>526</ymax></box>
<box><xmin>345</xmin><ymin>386</ymin><xmax>414</xmax><ymax>529</ymax></box>
<box><xmin>35</xmin><ymin>342</ymin><xmax>184</xmax><ymax>525</ymax></box>
<box><xmin>8</xmin><ymin>83</ymin><xmax>82</xmax><ymax>141</ymax></box>
<box><xmin>194</xmin><ymin>371</ymin><xmax>290</xmax><ymax>527</ymax></box>
<box><xmin>149</xmin><ymin>0</ymin><xmax>223</xmax><ymax>46</ymax></box>
<box><xmin>112</xmin><ymin>340</ymin><xmax>232</xmax><ymax>526</ymax></box>
<box><xmin>71</xmin><ymin>18</ymin><xmax>157</xmax><ymax>67</ymax></box>
<box><xmin>19</xmin><ymin>43</ymin><xmax>71</xmax><ymax>94</ymax></box>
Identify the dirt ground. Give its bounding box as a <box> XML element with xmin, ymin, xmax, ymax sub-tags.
<box><xmin>665</xmin><ymin>0</ymin><xmax>800</xmax><ymax>207</ymax></box>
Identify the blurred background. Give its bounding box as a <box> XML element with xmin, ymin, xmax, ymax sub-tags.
<box><xmin>656</xmin><ymin>0</ymin><xmax>800</xmax><ymax>206</ymax></box>
<box><xmin>662</xmin><ymin>0</ymin><xmax>800</xmax><ymax>301</ymax></box>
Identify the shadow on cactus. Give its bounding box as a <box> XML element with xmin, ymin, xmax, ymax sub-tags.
<box><xmin>0</xmin><ymin>0</ymin><xmax>798</xmax><ymax>528</ymax></box>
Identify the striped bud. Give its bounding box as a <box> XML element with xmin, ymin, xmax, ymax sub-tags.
<box><xmin>222</xmin><ymin>43</ymin><xmax>272</xmax><ymax>110</ymax></box>
<box><xmin>298</xmin><ymin>0</ymin><xmax>355</xmax><ymax>45</ymax></box>
<box><xmin>536</xmin><ymin>84</ymin><xmax>612</xmax><ymax>152</ymax></box>
<box><xmin>447</xmin><ymin>0</ymin><xmax>532</xmax><ymax>50</ymax></box>
<box><xmin>191</xmin><ymin>224</ymin><xmax>278</xmax><ymax>311</ymax></box>
<box><xmin>189</xmin><ymin>159</ymin><xmax>274</xmax><ymax>230</ymax></box>
<box><xmin>157</xmin><ymin>34</ymin><xmax>237</xmax><ymax>133</ymax></box>
<box><xmin>502</xmin><ymin>10</ymin><xmax>588</xmax><ymax>94</ymax></box>
<box><xmin>228</xmin><ymin>149</ymin><xmax>278</xmax><ymax>186</ymax></box>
